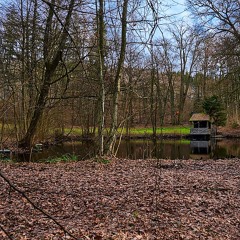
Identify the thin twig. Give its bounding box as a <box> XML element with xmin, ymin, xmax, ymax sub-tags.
<box><xmin>0</xmin><ymin>223</ymin><xmax>14</xmax><ymax>240</ymax></box>
<box><xmin>0</xmin><ymin>170</ymin><xmax>80</xmax><ymax>240</ymax></box>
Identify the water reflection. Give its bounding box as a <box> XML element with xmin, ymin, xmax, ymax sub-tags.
<box><xmin>189</xmin><ymin>140</ymin><xmax>213</xmax><ymax>160</ymax></box>
<box><xmin>2</xmin><ymin>138</ymin><xmax>240</xmax><ymax>162</ymax></box>
<box><xmin>118</xmin><ymin>139</ymin><xmax>191</xmax><ymax>160</ymax></box>
<box><xmin>118</xmin><ymin>138</ymin><xmax>240</xmax><ymax>160</ymax></box>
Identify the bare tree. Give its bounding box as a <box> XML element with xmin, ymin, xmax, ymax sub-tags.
<box><xmin>169</xmin><ymin>22</ymin><xmax>201</xmax><ymax>124</ymax></box>
<box><xmin>19</xmin><ymin>0</ymin><xmax>77</xmax><ymax>148</ymax></box>
<box><xmin>103</xmin><ymin>0</ymin><xmax>128</xmax><ymax>155</ymax></box>
<box><xmin>187</xmin><ymin>0</ymin><xmax>240</xmax><ymax>44</ymax></box>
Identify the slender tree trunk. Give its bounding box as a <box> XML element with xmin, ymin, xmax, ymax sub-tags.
<box><xmin>126</xmin><ymin>70</ymin><xmax>133</xmax><ymax>137</ymax></box>
<box><xmin>150</xmin><ymin>45</ymin><xmax>157</xmax><ymax>138</ymax></box>
<box><xmin>168</xmin><ymin>75</ymin><xmax>176</xmax><ymax>125</ymax></box>
<box><xmin>97</xmin><ymin>0</ymin><xmax>105</xmax><ymax>155</ymax></box>
<box><xmin>107</xmin><ymin>0</ymin><xmax>128</xmax><ymax>155</ymax></box>
<box><xmin>27</xmin><ymin>0</ymin><xmax>38</xmax><ymax>127</ymax></box>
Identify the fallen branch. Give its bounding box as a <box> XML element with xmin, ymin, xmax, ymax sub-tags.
<box><xmin>0</xmin><ymin>170</ymin><xmax>80</xmax><ymax>240</ymax></box>
<box><xmin>0</xmin><ymin>224</ymin><xmax>13</xmax><ymax>240</ymax></box>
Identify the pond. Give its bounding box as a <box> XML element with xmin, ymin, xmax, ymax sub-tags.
<box><xmin>2</xmin><ymin>138</ymin><xmax>240</xmax><ymax>162</ymax></box>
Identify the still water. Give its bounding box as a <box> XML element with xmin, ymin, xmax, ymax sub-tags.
<box><xmin>6</xmin><ymin>138</ymin><xmax>240</xmax><ymax>162</ymax></box>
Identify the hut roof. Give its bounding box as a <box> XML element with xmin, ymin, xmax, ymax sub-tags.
<box><xmin>189</xmin><ymin>113</ymin><xmax>211</xmax><ymax>122</ymax></box>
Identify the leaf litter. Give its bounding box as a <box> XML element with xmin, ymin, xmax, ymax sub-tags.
<box><xmin>0</xmin><ymin>158</ymin><xmax>239</xmax><ymax>239</ymax></box>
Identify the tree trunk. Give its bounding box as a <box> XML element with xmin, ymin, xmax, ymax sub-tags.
<box><xmin>150</xmin><ymin>48</ymin><xmax>157</xmax><ymax>138</ymax></box>
<box><xmin>106</xmin><ymin>0</ymin><xmax>128</xmax><ymax>155</ymax></box>
<box><xmin>19</xmin><ymin>0</ymin><xmax>75</xmax><ymax>148</ymax></box>
<box><xmin>97</xmin><ymin>0</ymin><xmax>106</xmax><ymax>156</ymax></box>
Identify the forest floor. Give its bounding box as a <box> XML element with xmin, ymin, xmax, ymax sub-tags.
<box><xmin>0</xmin><ymin>158</ymin><xmax>239</xmax><ymax>240</ymax></box>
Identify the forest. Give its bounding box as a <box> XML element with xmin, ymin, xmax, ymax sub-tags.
<box><xmin>0</xmin><ymin>1</ymin><xmax>240</xmax><ymax>239</ymax></box>
<box><xmin>0</xmin><ymin>0</ymin><xmax>239</xmax><ymax>155</ymax></box>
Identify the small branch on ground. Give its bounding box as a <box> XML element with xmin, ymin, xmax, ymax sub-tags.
<box><xmin>0</xmin><ymin>170</ymin><xmax>80</xmax><ymax>240</ymax></box>
<box><xmin>0</xmin><ymin>224</ymin><xmax>13</xmax><ymax>240</ymax></box>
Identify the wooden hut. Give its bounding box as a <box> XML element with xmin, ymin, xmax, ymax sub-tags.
<box><xmin>189</xmin><ymin>113</ymin><xmax>214</xmax><ymax>138</ymax></box>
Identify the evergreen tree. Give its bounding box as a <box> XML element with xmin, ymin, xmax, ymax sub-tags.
<box><xmin>202</xmin><ymin>95</ymin><xmax>227</xmax><ymax>126</ymax></box>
